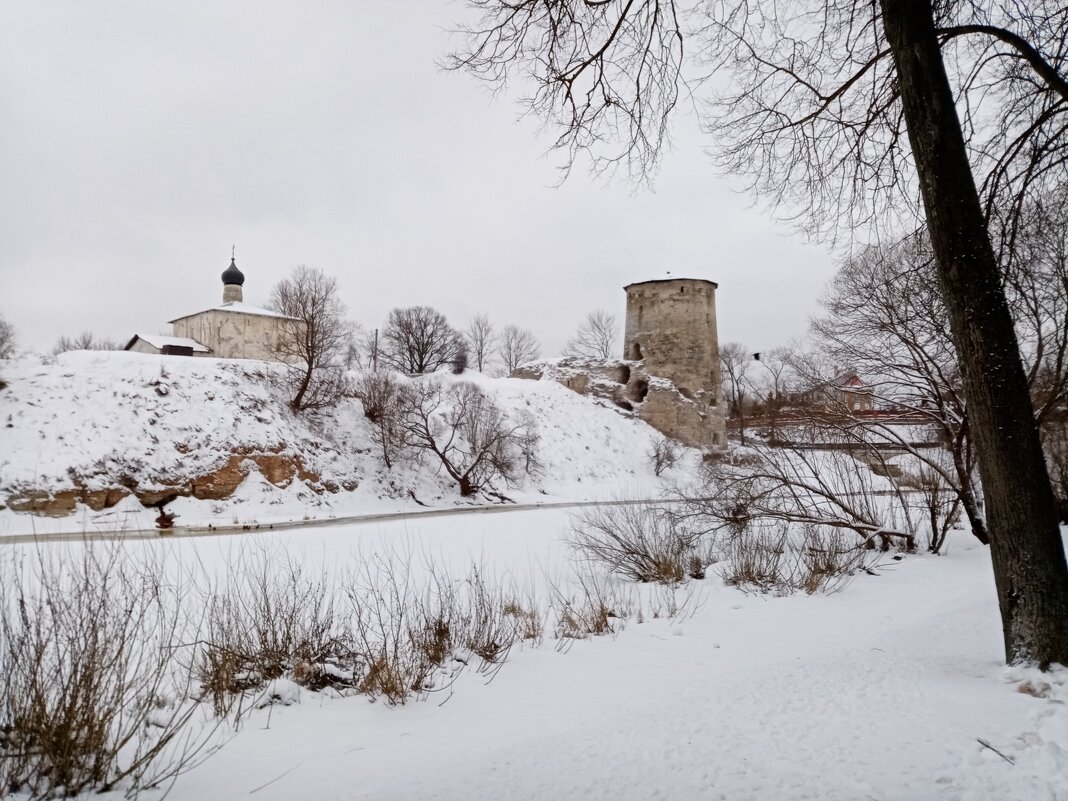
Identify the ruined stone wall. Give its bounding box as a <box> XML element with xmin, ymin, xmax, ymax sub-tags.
<box><xmin>640</xmin><ymin>385</ymin><xmax>725</xmax><ymax>448</ymax></box>
<box><xmin>512</xmin><ymin>358</ymin><xmax>726</xmax><ymax>449</ymax></box>
<box><xmin>173</xmin><ymin>310</ymin><xmax>291</xmax><ymax>361</ymax></box>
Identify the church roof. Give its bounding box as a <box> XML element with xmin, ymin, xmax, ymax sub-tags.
<box><xmin>222</xmin><ymin>257</ymin><xmax>245</xmax><ymax>286</ymax></box>
<box><xmin>168</xmin><ymin>301</ymin><xmax>300</xmax><ymax>324</ymax></box>
<box><xmin>125</xmin><ymin>333</ymin><xmax>211</xmax><ymax>353</ymax></box>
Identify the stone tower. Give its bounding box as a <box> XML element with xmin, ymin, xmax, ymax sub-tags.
<box><xmin>623</xmin><ymin>277</ymin><xmax>726</xmax><ymax>447</ymax></box>
<box><xmin>221</xmin><ymin>256</ymin><xmax>245</xmax><ymax>303</ymax></box>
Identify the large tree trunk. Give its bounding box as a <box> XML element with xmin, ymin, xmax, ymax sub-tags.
<box><xmin>880</xmin><ymin>0</ymin><xmax>1068</xmax><ymax>666</ymax></box>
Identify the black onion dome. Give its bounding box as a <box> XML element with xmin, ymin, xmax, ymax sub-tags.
<box><xmin>221</xmin><ymin>257</ymin><xmax>245</xmax><ymax>286</ymax></box>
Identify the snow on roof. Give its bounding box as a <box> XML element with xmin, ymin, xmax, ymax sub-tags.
<box><xmin>168</xmin><ymin>301</ymin><xmax>300</xmax><ymax>323</ymax></box>
<box><xmin>125</xmin><ymin>334</ymin><xmax>211</xmax><ymax>353</ymax></box>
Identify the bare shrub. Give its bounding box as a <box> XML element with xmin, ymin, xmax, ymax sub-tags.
<box><xmin>649</xmin><ymin>437</ymin><xmax>682</xmax><ymax>476</ymax></box>
<box><xmin>451</xmin><ymin>345</ymin><xmax>469</xmax><ymax>374</ymax></box>
<box><xmin>551</xmin><ymin>572</ymin><xmax>634</xmax><ymax>640</ymax></box>
<box><xmin>720</xmin><ymin>522</ymin><xmax>872</xmax><ymax>595</ymax></box>
<box><xmin>502</xmin><ymin>597</ymin><xmax>543</xmax><ymax>644</ymax></box>
<box><xmin>52</xmin><ymin>332</ymin><xmax>120</xmax><ymax>355</ymax></box>
<box><xmin>798</xmin><ymin>525</ymin><xmax>869</xmax><ymax>594</ymax></box>
<box><xmin>0</xmin><ymin>313</ymin><xmax>15</xmax><ymax>359</ymax></box>
<box><xmin>402</xmin><ymin>379</ymin><xmax>529</xmax><ymax>496</ymax></box>
<box><xmin>722</xmin><ymin>524</ymin><xmax>789</xmax><ymax>592</ymax></box>
<box><xmin>460</xmin><ymin>568</ymin><xmax>518</xmax><ymax>664</ymax></box>
<box><xmin>354</xmin><ymin>371</ymin><xmax>412</xmax><ymax>469</ymax></box>
<box><xmin>199</xmin><ymin>548</ymin><xmax>349</xmax><ymax>710</ymax></box>
<box><xmin>0</xmin><ymin>545</ymin><xmax>229</xmax><ymax>799</ymax></box>
<box><xmin>903</xmin><ymin>464</ymin><xmax>964</xmax><ymax>554</ymax></box>
<box><xmin>567</xmin><ymin>502</ymin><xmax>710</xmax><ymax>584</ymax></box>
<box><xmin>195</xmin><ymin>547</ymin><xmax>539</xmax><ymax>710</ymax></box>
<box><xmin>347</xmin><ymin>552</ymin><xmax>430</xmax><ymax>704</ymax></box>
<box><xmin>355</xmin><ymin>370</ymin><xmax>400</xmax><ymax>423</ymax></box>
<box><xmin>346</xmin><ymin>553</ymin><xmax>527</xmax><ymax>704</ymax></box>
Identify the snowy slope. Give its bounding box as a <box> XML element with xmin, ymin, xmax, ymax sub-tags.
<box><xmin>0</xmin><ymin>352</ymin><xmax>697</xmax><ymax>535</ymax></box>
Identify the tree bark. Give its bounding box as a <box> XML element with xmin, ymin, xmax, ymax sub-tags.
<box><xmin>881</xmin><ymin>0</ymin><xmax>1068</xmax><ymax>666</ymax></box>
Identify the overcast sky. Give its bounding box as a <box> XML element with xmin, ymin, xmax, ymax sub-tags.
<box><xmin>0</xmin><ymin>1</ymin><xmax>837</xmax><ymax>360</ymax></box>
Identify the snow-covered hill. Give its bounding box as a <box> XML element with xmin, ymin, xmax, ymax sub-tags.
<box><xmin>0</xmin><ymin>352</ymin><xmax>697</xmax><ymax>535</ymax></box>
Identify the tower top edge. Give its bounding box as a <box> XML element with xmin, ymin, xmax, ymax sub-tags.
<box><xmin>624</xmin><ymin>277</ymin><xmax>719</xmax><ymax>291</ymax></box>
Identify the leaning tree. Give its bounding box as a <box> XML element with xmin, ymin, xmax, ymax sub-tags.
<box><xmin>452</xmin><ymin>0</ymin><xmax>1068</xmax><ymax>666</ymax></box>
<box><xmin>270</xmin><ymin>265</ymin><xmax>353</xmax><ymax>412</ymax></box>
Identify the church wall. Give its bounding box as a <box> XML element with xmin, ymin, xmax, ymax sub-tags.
<box><xmin>173</xmin><ymin>310</ymin><xmax>289</xmax><ymax>361</ymax></box>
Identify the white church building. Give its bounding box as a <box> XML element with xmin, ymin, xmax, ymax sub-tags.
<box><xmin>125</xmin><ymin>257</ymin><xmax>298</xmax><ymax>361</ymax></box>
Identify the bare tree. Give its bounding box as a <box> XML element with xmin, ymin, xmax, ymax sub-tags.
<box><xmin>564</xmin><ymin>310</ymin><xmax>618</xmax><ymax>360</ymax></box>
<box><xmin>751</xmin><ymin>347</ymin><xmax>795</xmax><ymax>443</ymax></box>
<box><xmin>452</xmin><ymin>0</ymin><xmax>1068</xmax><ymax>666</ymax></box>
<box><xmin>359</xmin><ymin>328</ymin><xmax>381</xmax><ymax>371</ymax></box>
<box><xmin>698</xmin><ymin>432</ymin><xmax>919</xmax><ymax>553</ymax></box>
<box><xmin>342</xmin><ymin>326</ymin><xmax>365</xmax><ymax>371</ymax></box>
<box><xmin>270</xmin><ymin>265</ymin><xmax>353</xmax><ymax>412</ymax></box>
<box><xmin>401</xmin><ymin>380</ymin><xmax>527</xmax><ymax>496</ymax></box>
<box><xmin>810</xmin><ymin>235</ymin><xmax>983</xmax><ymax>543</ymax></box>
<box><xmin>381</xmin><ymin>306</ymin><xmax>461</xmax><ymax>374</ymax></box>
<box><xmin>649</xmin><ymin>437</ymin><xmax>682</xmax><ymax>476</ymax></box>
<box><xmin>463</xmin><ymin>314</ymin><xmax>496</xmax><ymax>372</ymax></box>
<box><xmin>719</xmin><ymin>342</ymin><xmax>752</xmax><ymax>446</ymax></box>
<box><xmin>0</xmin><ymin>314</ymin><xmax>15</xmax><ymax>359</ymax></box>
<box><xmin>811</xmin><ymin>214</ymin><xmax>1068</xmax><ymax>547</ymax></box>
<box><xmin>497</xmin><ymin>325</ymin><xmax>541</xmax><ymax>374</ymax></box>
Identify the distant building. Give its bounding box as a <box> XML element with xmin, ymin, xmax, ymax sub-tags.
<box><xmin>792</xmin><ymin>370</ymin><xmax>876</xmax><ymax>414</ymax></box>
<box><xmin>125</xmin><ymin>256</ymin><xmax>299</xmax><ymax>361</ymax></box>
<box><xmin>835</xmin><ymin>371</ymin><xmax>875</xmax><ymax>413</ymax></box>
<box><xmin>124</xmin><ymin>334</ymin><xmax>211</xmax><ymax>357</ymax></box>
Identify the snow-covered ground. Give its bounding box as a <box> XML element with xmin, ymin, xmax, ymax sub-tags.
<box><xmin>0</xmin><ymin>352</ymin><xmax>695</xmax><ymax>537</ymax></box>
<box><xmin>8</xmin><ymin>510</ymin><xmax>1067</xmax><ymax>801</ymax></box>
<box><xmin>2</xmin><ymin>352</ymin><xmax>1066</xmax><ymax>800</ymax></box>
